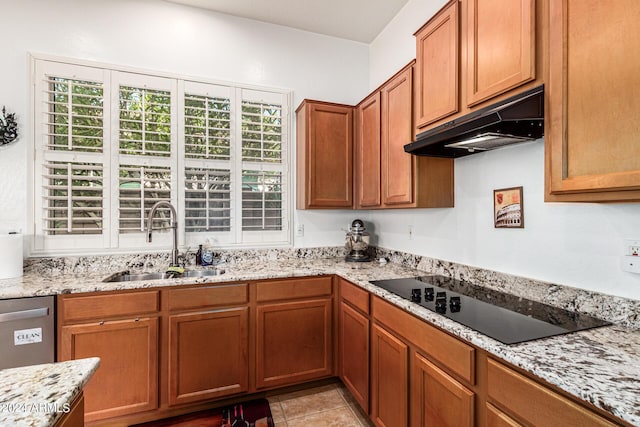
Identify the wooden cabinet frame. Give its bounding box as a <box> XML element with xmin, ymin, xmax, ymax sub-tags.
<box><xmin>371</xmin><ymin>323</ymin><xmax>409</xmax><ymax>427</ymax></box>
<box><xmin>296</xmin><ymin>100</ymin><xmax>354</xmax><ymax>209</ymax></box>
<box><xmin>466</xmin><ymin>0</ymin><xmax>536</xmax><ymax>106</ymax></box>
<box><xmin>167</xmin><ymin>307</ymin><xmax>249</xmax><ymax>405</ymax></box>
<box><xmin>355</xmin><ymin>92</ymin><xmax>382</xmax><ymax>208</ymax></box>
<box><xmin>60</xmin><ymin>317</ymin><xmax>159</xmax><ymax>422</ymax></box>
<box><xmin>545</xmin><ymin>0</ymin><xmax>640</xmax><ymax>201</ymax></box>
<box><xmin>56</xmin><ymin>276</ymin><xmax>628</xmax><ymax>427</ymax></box>
<box><xmin>414</xmin><ymin>0</ymin><xmax>459</xmax><ymax>131</ymax></box>
<box><xmin>256</xmin><ymin>298</ymin><xmax>333</xmax><ymax>388</ymax></box>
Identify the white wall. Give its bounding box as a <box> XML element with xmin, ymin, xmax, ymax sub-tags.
<box><xmin>0</xmin><ymin>0</ymin><xmax>368</xmax><ymax>249</ymax></box>
<box><xmin>369</xmin><ymin>0</ymin><xmax>447</xmax><ymax>89</ymax></box>
<box><xmin>367</xmin><ymin>0</ymin><xmax>640</xmax><ymax>300</ymax></box>
<box><xmin>4</xmin><ymin>0</ymin><xmax>640</xmax><ymax>300</ymax></box>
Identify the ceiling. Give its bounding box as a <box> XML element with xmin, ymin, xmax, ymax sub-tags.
<box><xmin>164</xmin><ymin>0</ymin><xmax>410</xmax><ymax>43</ymax></box>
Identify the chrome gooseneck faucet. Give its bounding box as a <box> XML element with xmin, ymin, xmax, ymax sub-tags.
<box><xmin>146</xmin><ymin>201</ymin><xmax>179</xmax><ymax>267</ymax></box>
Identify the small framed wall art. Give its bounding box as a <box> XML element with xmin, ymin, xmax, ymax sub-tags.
<box><xmin>493</xmin><ymin>186</ymin><xmax>524</xmax><ymax>228</ymax></box>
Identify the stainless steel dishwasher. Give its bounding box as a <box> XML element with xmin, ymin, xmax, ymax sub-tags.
<box><xmin>0</xmin><ymin>296</ymin><xmax>55</xmax><ymax>369</ymax></box>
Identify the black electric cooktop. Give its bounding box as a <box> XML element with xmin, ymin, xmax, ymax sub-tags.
<box><xmin>370</xmin><ymin>275</ymin><xmax>610</xmax><ymax>345</ymax></box>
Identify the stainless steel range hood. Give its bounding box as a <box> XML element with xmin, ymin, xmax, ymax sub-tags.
<box><xmin>404</xmin><ymin>85</ymin><xmax>544</xmax><ymax>158</ymax></box>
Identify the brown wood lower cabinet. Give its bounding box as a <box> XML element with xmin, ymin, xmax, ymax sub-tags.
<box><xmin>167</xmin><ymin>307</ymin><xmax>249</xmax><ymax>405</ymax></box>
<box><xmin>55</xmin><ymin>393</ymin><xmax>85</xmax><ymax>427</ymax></box>
<box><xmin>55</xmin><ymin>276</ymin><xmax>627</xmax><ymax>427</ymax></box>
<box><xmin>256</xmin><ymin>298</ymin><xmax>333</xmax><ymax>389</ymax></box>
<box><xmin>370</xmin><ymin>323</ymin><xmax>408</xmax><ymax>427</ymax></box>
<box><xmin>411</xmin><ymin>352</ymin><xmax>474</xmax><ymax>427</ymax></box>
<box><xmin>339</xmin><ymin>300</ymin><xmax>369</xmax><ymax>412</ymax></box>
<box><xmin>487</xmin><ymin>358</ymin><xmax>619</xmax><ymax>427</ymax></box>
<box><xmin>60</xmin><ymin>317</ymin><xmax>158</xmax><ymax>422</ymax></box>
<box><xmin>486</xmin><ymin>403</ymin><xmax>523</xmax><ymax>427</ymax></box>
<box><xmin>165</xmin><ymin>284</ymin><xmax>250</xmax><ymax>407</ymax></box>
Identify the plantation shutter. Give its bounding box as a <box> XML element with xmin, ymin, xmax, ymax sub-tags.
<box><xmin>33</xmin><ymin>61</ymin><xmax>110</xmax><ymax>251</ymax></box>
<box><xmin>184</xmin><ymin>168</ymin><xmax>232</xmax><ymax>232</ymax></box>
<box><xmin>42</xmin><ymin>162</ymin><xmax>103</xmax><ymax>235</ymax></box>
<box><xmin>181</xmin><ymin>82</ymin><xmax>235</xmax><ymax>244</ymax></box>
<box><xmin>32</xmin><ymin>57</ymin><xmax>291</xmax><ymax>255</ymax></box>
<box><xmin>113</xmin><ymin>72</ymin><xmax>177</xmax><ymax>247</ymax></box>
<box><xmin>240</xmin><ymin>89</ymin><xmax>288</xmax><ymax>242</ymax></box>
<box><xmin>118</xmin><ymin>164</ymin><xmax>172</xmax><ymax>233</ymax></box>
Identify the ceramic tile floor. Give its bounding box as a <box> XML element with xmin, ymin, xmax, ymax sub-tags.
<box><xmin>267</xmin><ymin>382</ymin><xmax>374</xmax><ymax>427</ymax></box>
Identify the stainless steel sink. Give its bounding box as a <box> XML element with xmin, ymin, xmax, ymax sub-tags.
<box><xmin>182</xmin><ymin>269</ymin><xmax>226</xmax><ymax>278</ymax></box>
<box><xmin>102</xmin><ymin>268</ymin><xmax>225</xmax><ymax>283</ymax></box>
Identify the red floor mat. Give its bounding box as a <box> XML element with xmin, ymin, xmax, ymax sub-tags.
<box><xmin>131</xmin><ymin>398</ymin><xmax>273</xmax><ymax>427</ymax></box>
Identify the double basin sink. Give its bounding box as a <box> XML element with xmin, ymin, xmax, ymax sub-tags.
<box><xmin>103</xmin><ymin>268</ymin><xmax>225</xmax><ymax>283</ymax></box>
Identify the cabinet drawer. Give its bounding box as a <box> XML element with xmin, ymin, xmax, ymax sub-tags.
<box><xmin>167</xmin><ymin>284</ymin><xmax>248</xmax><ymax>311</ymax></box>
<box><xmin>372</xmin><ymin>296</ymin><xmax>474</xmax><ymax>384</ymax></box>
<box><xmin>339</xmin><ymin>278</ymin><xmax>369</xmax><ymax>314</ymax></box>
<box><xmin>60</xmin><ymin>290</ymin><xmax>160</xmax><ymax>322</ymax></box>
<box><xmin>487</xmin><ymin>358</ymin><xmax>617</xmax><ymax>427</ymax></box>
<box><xmin>256</xmin><ymin>276</ymin><xmax>332</xmax><ymax>302</ymax></box>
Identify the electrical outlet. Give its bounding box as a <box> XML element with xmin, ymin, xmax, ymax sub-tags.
<box><xmin>295</xmin><ymin>223</ymin><xmax>304</xmax><ymax>237</ymax></box>
<box><xmin>625</xmin><ymin>239</ymin><xmax>640</xmax><ymax>256</ymax></box>
<box><xmin>408</xmin><ymin>225</ymin><xmax>414</xmax><ymax>240</ymax></box>
<box><xmin>622</xmin><ymin>239</ymin><xmax>640</xmax><ymax>274</ymax></box>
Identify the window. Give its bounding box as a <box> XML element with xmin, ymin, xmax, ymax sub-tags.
<box><xmin>32</xmin><ymin>57</ymin><xmax>291</xmax><ymax>255</ymax></box>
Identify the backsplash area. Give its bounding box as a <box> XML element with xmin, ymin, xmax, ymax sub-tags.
<box><xmin>24</xmin><ymin>246</ymin><xmax>639</xmax><ymax>329</ymax></box>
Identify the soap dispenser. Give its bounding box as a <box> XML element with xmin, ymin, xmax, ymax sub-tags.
<box><xmin>201</xmin><ymin>239</ymin><xmax>214</xmax><ymax>266</ymax></box>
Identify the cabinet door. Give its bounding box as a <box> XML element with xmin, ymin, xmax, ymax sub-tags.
<box><xmin>381</xmin><ymin>66</ymin><xmax>414</xmax><ymax>206</ymax></box>
<box><xmin>487</xmin><ymin>358</ymin><xmax>618</xmax><ymax>427</ymax></box>
<box><xmin>546</xmin><ymin>0</ymin><xmax>640</xmax><ymax>201</ymax></box>
<box><xmin>55</xmin><ymin>393</ymin><xmax>84</xmax><ymax>427</ymax></box>
<box><xmin>339</xmin><ymin>301</ymin><xmax>370</xmax><ymax>412</ymax></box>
<box><xmin>256</xmin><ymin>298</ymin><xmax>333</xmax><ymax>388</ymax></box>
<box><xmin>371</xmin><ymin>324</ymin><xmax>408</xmax><ymax>427</ymax></box>
<box><xmin>168</xmin><ymin>307</ymin><xmax>249</xmax><ymax>406</ymax></box>
<box><xmin>355</xmin><ymin>92</ymin><xmax>381</xmax><ymax>208</ymax></box>
<box><xmin>466</xmin><ymin>0</ymin><xmax>535</xmax><ymax>106</ymax></box>
<box><xmin>60</xmin><ymin>318</ymin><xmax>158</xmax><ymax>422</ymax></box>
<box><xmin>296</xmin><ymin>101</ymin><xmax>353</xmax><ymax>209</ymax></box>
<box><xmin>411</xmin><ymin>352</ymin><xmax>474</xmax><ymax>427</ymax></box>
<box><xmin>414</xmin><ymin>0</ymin><xmax>459</xmax><ymax>132</ymax></box>
<box><xmin>486</xmin><ymin>403</ymin><xmax>523</xmax><ymax>427</ymax></box>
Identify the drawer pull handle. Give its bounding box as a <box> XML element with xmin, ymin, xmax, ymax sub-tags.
<box><xmin>0</xmin><ymin>307</ymin><xmax>49</xmax><ymax>323</ymax></box>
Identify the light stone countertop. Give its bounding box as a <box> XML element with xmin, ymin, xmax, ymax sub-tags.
<box><xmin>0</xmin><ymin>357</ymin><xmax>99</xmax><ymax>427</ymax></box>
<box><xmin>0</xmin><ymin>257</ymin><xmax>638</xmax><ymax>425</ymax></box>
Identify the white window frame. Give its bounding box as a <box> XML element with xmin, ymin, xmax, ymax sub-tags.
<box><xmin>29</xmin><ymin>54</ymin><xmax>293</xmax><ymax>256</ymax></box>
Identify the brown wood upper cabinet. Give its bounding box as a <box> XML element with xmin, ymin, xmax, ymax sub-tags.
<box><xmin>466</xmin><ymin>0</ymin><xmax>536</xmax><ymax>106</ymax></box>
<box><xmin>296</xmin><ymin>100</ymin><xmax>354</xmax><ymax>209</ymax></box>
<box><xmin>414</xmin><ymin>0</ymin><xmax>537</xmax><ymax>136</ymax></box>
<box><xmin>355</xmin><ymin>92</ymin><xmax>381</xmax><ymax>208</ymax></box>
<box><xmin>355</xmin><ymin>64</ymin><xmax>454</xmax><ymax>209</ymax></box>
<box><xmin>545</xmin><ymin>0</ymin><xmax>640</xmax><ymax>202</ymax></box>
<box><xmin>414</xmin><ymin>0</ymin><xmax>459</xmax><ymax>129</ymax></box>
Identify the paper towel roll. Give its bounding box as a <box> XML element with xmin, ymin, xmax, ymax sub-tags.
<box><xmin>0</xmin><ymin>234</ymin><xmax>23</xmax><ymax>279</ymax></box>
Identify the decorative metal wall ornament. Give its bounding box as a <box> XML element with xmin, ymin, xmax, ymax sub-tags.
<box><xmin>0</xmin><ymin>106</ymin><xmax>19</xmax><ymax>146</ymax></box>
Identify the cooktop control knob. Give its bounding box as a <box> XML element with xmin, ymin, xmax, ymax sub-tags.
<box><xmin>449</xmin><ymin>296</ymin><xmax>461</xmax><ymax>312</ymax></box>
<box><xmin>435</xmin><ymin>291</ymin><xmax>447</xmax><ymax>313</ymax></box>
<box><xmin>425</xmin><ymin>287</ymin><xmax>434</xmax><ymax>301</ymax></box>
<box><xmin>410</xmin><ymin>288</ymin><xmax>421</xmax><ymax>303</ymax></box>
